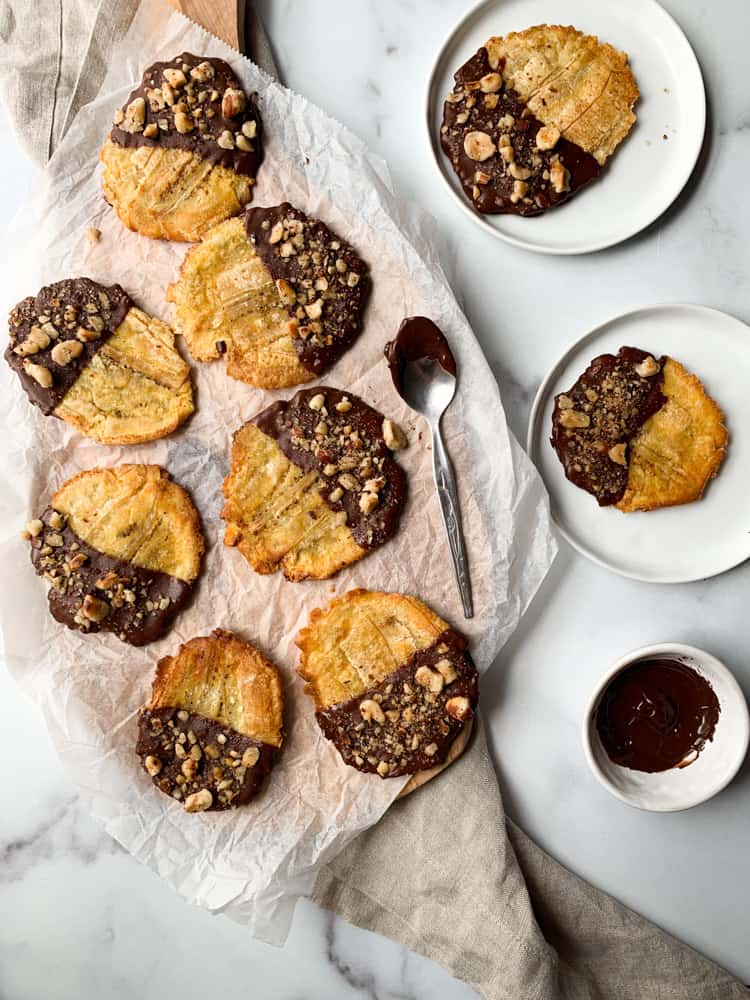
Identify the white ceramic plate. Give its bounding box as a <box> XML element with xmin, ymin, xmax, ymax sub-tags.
<box><xmin>583</xmin><ymin>643</ymin><xmax>750</xmax><ymax>812</ymax></box>
<box><xmin>527</xmin><ymin>304</ymin><xmax>750</xmax><ymax>583</ymax></box>
<box><xmin>426</xmin><ymin>0</ymin><xmax>705</xmax><ymax>254</ymax></box>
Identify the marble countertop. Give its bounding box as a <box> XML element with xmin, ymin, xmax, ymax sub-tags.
<box><xmin>1</xmin><ymin>0</ymin><xmax>749</xmax><ymax>996</ymax></box>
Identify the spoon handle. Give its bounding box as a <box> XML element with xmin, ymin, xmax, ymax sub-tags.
<box><xmin>432</xmin><ymin>420</ymin><xmax>474</xmax><ymax>619</ymax></box>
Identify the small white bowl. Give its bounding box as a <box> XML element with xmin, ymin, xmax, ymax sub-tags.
<box><xmin>583</xmin><ymin>643</ymin><xmax>749</xmax><ymax>812</ymax></box>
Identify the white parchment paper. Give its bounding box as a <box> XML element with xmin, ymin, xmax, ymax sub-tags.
<box><xmin>0</xmin><ymin>3</ymin><xmax>556</xmax><ymax>942</ymax></box>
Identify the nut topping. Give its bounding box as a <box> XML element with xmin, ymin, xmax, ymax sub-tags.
<box><xmin>222</xmin><ymin>87</ymin><xmax>245</xmax><ymax>118</ymax></box>
<box><xmin>81</xmin><ymin>594</ymin><xmax>110</xmax><ymax>622</ymax></box>
<box><xmin>23</xmin><ymin>361</ymin><xmax>53</xmax><ymax>388</ymax></box>
<box><xmin>50</xmin><ymin>339</ymin><xmax>84</xmax><ymax>366</ymax></box>
<box><xmin>360</xmin><ymin>699</ymin><xmax>386</xmax><ymax>724</ymax></box>
<box><xmin>144</xmin><ymin>755</ymin><xmax>162</xmax><ymax>776</ymax></box>
<box><xmin>382</xmin><ymin>418</ymin><xmax>407</xmax><ymax>451</ymax></box>
<box><xmin>446</xmin><ymin>696</ymin><xmax>473</xmax><ymax>722</ymax></box>
<box><xmin>184</xmin><ymin>789</ymin><xmax>213</xmax><ymax>812</ymax></box>
<box><xmin>536</xmin><ymin>126</ymin><xmax>561</xmax><ymax>151</ymax></box>
<box><xmin>558</xmin><ymin>409</ymin><xmax>590</xmax><ymax>429</ymax></box>
<box><xmin>463</xmin><ymin>130</ymin><xmax>496</xmax><ymax>161</ymax></box>
<box><xmin>635</xmin><ymin>355</ymin><xmax>660</xmax><ymax>378</ymax></box>
<box><xmin>608</xmin><ymin>443</ymin><xmax>628</xmax><ymax>466</ymax></box>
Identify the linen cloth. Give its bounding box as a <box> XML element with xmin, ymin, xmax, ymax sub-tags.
<box><xmin>0</xmin><ymin>2</ymin><xmax>746</xmax><ymax>997</ymax></box>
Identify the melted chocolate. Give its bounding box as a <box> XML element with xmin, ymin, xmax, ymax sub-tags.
<box><xmin>6</xmin><ymin>278</ymin><xmax>132</xmax><ymax>415</ymax></box>
<box><xmin>384</xmin><ymin>316</ymin><xmax>457</xmax><ymax>396</ymax></box>
<box><xmin>596</xmin><ymin>659</ymin><xmax>721</xmax><ymax>773</ymax></box>
<box><xmin>137</xmin><ymin>707</ymin><xmax>277</xmax><ymax>810</ymax></box>
<box><xmin>441</xmin><ymin>46</ymin><xmax>600</xmax><ymax>215</ymax></box>
<box><xmin>245</xmin><ymin>203</ymin><xmax>370</xmax><ymax>374</ymax></box>
<box><xmin>551</xmin><ymin>346</ymin><xmax>667</xmax><ymax>506</ymax></box>
<box><xmin>29</xmin><ymin>508</ymin><xmax>192</xmax><ymax>646</ymax></box>
<box><xmin>110</xmin><ymin>53</ymin><xmax>263</xmax><ymax>180</ymax></box>
<box><xmin>252</xmin><ymin>386</ymin><xmax>406</xmax><ymax>549</ymax></box>
<box><xmin>317</xmin><ymin>629</ymin><xmax>478</xmax><ymax>777</ymax></box>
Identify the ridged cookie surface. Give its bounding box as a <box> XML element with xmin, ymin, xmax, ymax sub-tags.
<box><xmin>102</xmin><ymin>53</ymin><xmax>263</xmax><ymax>241</ymax></box>
<box><xmin>297</xmin><ymin>590</ymin><xmax>478</xmax><ymax>778</ymax></box>
<box><xmin>25</xmin><ymin>465</ymin><xmax>204</xmax><ymax>645</ymax></box>
<box><xmin>222</xmin><ymin>387</ymin><xmax>407</xmax><ymax>581</ymax></box>
<box><xmin>6</xmin><ymin>278</ymin><xmax>193</xmax><ymax>444</ymax></box>
<box><xmin>486</xmin><ymin>25</ymin><xmax>639</xmax><ymax>165</ymax></box>
<box><xmin>617</xmin><ymin>358</ymin><xmax>728</xmax><ymax>512</ymax></box>
<box><xmin>167</xmin><ymin>203</ymin><xmax>370</xmax><ymax>387</ymax></box>
<box><xmin>137</xmin><ymin>630</ymin><xmax>283</xmax><ymax>811</ymax></box>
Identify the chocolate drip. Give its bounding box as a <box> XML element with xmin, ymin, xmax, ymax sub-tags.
<box><xmin>137</xmin><ymin>707</ymin><xmax>277</xmax><ymax>810</ymax></box>
<box><xmin>317</xmin><ymin>629</ymin><xmax>478</xmax><ymax>777</ymax></box>
<box><xmin>551</xmin><ymin>346</ymin><xmax>667</xmax><ymax>506</ymax></box>
<box><xmin>110</xmin><ymin>53</ymin><xmax>263</xmax><ymax>180</ymax></box>
<box><xmin>252</xmin><ymin>386</ymin><xmax>406</xmax><ymax>550</ymax></box>
<box><xmin>384</xmin><ymin>316</ymin><xmax>457</xmax><ymax>396</ymax></box>
<box><xmin>245</xmin><ymin>203</ymin><xmax>370</xmax><ymax>374</ymax></box>
<box><xmin>441</xmin><ymin>46</ymin><xmax>600</xmax><ymax>216</ymax></box>
<box><xmin>29</xmin><ymin>509</ymin><xmax>192</xmax><ymax>646</ymax></box>
<box><xmin>596</xmin><ymin>659</ymin><xmax>721</xmax><ymax>773</ymax></box>
<box><xmin>6</xmin><ymin>278</ymin><xmax>132</xmax><ymax>415</ymax></box>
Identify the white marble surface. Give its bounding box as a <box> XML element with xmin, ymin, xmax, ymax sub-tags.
<box><xmin>1</xmin><ymin>0</ymin><xmax>749</xmax><ymax>996</ymax></box>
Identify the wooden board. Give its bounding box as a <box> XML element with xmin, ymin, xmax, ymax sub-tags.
<box><xmin>164</xmin><ymin>0</ymin><xmax>245</xmax><ymax>51</ymax></box>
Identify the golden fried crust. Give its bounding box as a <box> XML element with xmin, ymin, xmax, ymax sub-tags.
<box><xmin>486</xmin><ymin>25</ymin><xmax>639</xmax><ymax>165</ymax></box>
<box><xmin>52</xmin><ymin>464</ymin><xmax>204</xmax><ymax>581</ymax></box>
<box><xmin>147</xmin><ymin>630</ymin><xmax>284</xmax><ymax>747</ymax></box>
<box><xmin>222</xmin><ymin>421</ymin><xmax>365</xmax><ymax>581</ymax></box>
<box><xmin>54</xmin><ymin>307</ymin><xmax>193</xmax><ymax>445</ymax></box>
<box><xmin>617</xmin><ymin>358</ymin><xmax>728</xmax><ymax>513</ymax></box>
<box><xmin>166</xmin><ymin>217</ymin><xmax>314</xmax><ymax>388</ymax></box>
<box><xmin>100</xmin><ymin>140</ymin><xmax>254</xmax><ymax>243</ymax></box>
<box><xmin>296</xmin><ymin>589</ymin><xmax>449</xmax><ymax>710</ymax></box>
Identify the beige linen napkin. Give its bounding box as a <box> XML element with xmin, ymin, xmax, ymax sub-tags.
<box><xmin>0</xmin><ymin>3</ymin><xmax>746</xmax><ymax>997</ymax></box>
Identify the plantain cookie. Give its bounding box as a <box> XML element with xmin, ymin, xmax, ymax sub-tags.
<box><xmin>24</xmin><ymin>465</ymin><xmax>204</xmax><ymax>645</ymax></box>
<box><xmin>551</xmin><ymin>347</ymin><xmax>728</xmax><ymax>512</ymax></box>
<box><xmin>137</xmin><ymin>630</ymin><xmax>283</xmax><ymax>811</ymax></box>
<box><xmin>6</xmin><ymin>277</ymin><xmax>193</xmax><ymax>444</ymax></box>
<box><xmin>441</xmin><ymin>25</ymin><xmax>639</xmax><ymax>215</ymax></box>
<box><xmin>101</xmin><ymin>53</ymin><xmax>263</xmax><ymax>242</ymax></box>
<box><xmin>297</xmin><ymin>590</ymin><xmax>478</xmax><ymax>779</ymax></box>
<box><xmin>166</xmin><ymin>203</ymin><xmax>370</xmax><ymax>388</ymax></box>
<box><xmin>221</xmin><ymin>387</ymin><xmax>407</xmax><ymax>581</ymax></box>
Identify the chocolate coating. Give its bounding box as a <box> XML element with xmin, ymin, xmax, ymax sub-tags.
<box><xmin>384</xmin><ymin>316</ymin><xmax>457</xmax><ymax>396</ymax></box>
<box><xmin>110</xmin><ymin>53</ymin><xmax>263</xmax><ymax>180</ymax></box>
<box><xmin>245</xmin><ymin>203</ymin><xmax>370</xmax><ymax>374</ymax></box>
<box><xmin>317</xmin><ymin>629</ymin><xmax>478</xmax><ymax>777</ymax></box>
<box><xmin>596</xmin><ymin>658</ymin><xmax>721</xmax><ymax>773</ymax></box>
<box><xmin>441</xmin><ymin>46</ymin><xmax>600</xmax><ymax>215</ymax></box>
<box><xmin>253</xmin><ymin>386</ymin><xmax>406</xmax><ymax>550</ymax></box>
<box><xmin>6</xmin><ymin>278</ymin><xmax>132</xmax><ymax>415</ymax></box>
<box><xmin>137</xmin><ymin>707</ymin><xmax>277</xmax><ymax>810</ymax></box>
<box><xmin>29</xmin><ymin>508</ymin><xmax>192</xmax><ymax>646</ymax></box>
<box><xmin>551</xmin><ymin>346</ymin><xmax>667</xmax><ymax>506</ymax></box>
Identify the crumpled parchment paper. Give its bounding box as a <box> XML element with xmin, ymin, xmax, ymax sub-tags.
<box><xmin>0</xmin><ymin>2</ymin><xmax>556</xmax><ymax>943</ymax></box>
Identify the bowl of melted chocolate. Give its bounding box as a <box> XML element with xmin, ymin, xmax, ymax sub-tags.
<box><xmin>583</xmin><ymin>644</ymin><xmax>748</xmax><ymax>812</ymax></box>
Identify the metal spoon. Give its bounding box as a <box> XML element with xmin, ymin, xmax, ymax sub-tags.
<box><xmin>384</xmin><ymin>317</ymin><xmax>473</xmax><ymax>619</ymax></box>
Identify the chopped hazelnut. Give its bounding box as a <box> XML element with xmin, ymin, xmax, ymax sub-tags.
<box><xmin>463</xmin><ymin>130</ymin><xmax>496</xmax><ymax>162</ymax></box>
<box><xmin>184</xmin><ymin>788</ymin><xmax>213</xmax><ymax>812</ymax></box>
<box><xmin>635</xmin><ymin>355</ymin><xmax>660</xmax><ymax>378</ymax></box>
<box><xmin>360</xmin><ymin>699</ymin><xmax>385</xmax><ymax>724</ymax></box>
<box><xmin>536</xmin><ymin>125</ymin><xmax>561</xmax><ymax>151</ymax></box>
<box><xmin>382</xmin><ymin>418</ymin><xmax>407</xmax><ymax>451</ymax></box>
